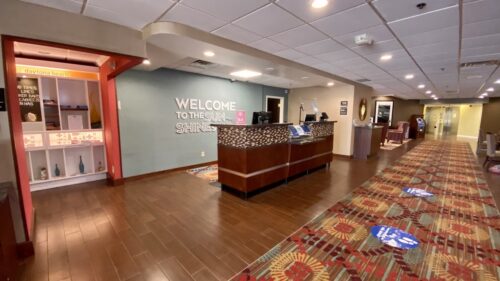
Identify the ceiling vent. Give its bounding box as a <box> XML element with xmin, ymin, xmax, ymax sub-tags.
<box><xmin>460</xmin><ymin>60</ymin><xmax>499</xmax><ymax>69</ymax></box>
<box><xmin>356</xmin><ymin>78</ymin><xmax>371</xmax><ymax>83</ymax></box>
<box><xmin>189</xmin><ymin>59</ymin><xmax>217</xmax><ymax>70</ymax></box>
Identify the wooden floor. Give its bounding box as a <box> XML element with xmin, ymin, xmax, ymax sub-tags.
<box><xmin>18</xmin><ymin>139</ymin><xmax>500</xmax><ymax>281</ymax></box>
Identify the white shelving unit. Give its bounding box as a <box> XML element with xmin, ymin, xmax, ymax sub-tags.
<box><xmin>19</xmin><ymin>70</ymin><xmax>107</xmax><ymax>191</ymax></box>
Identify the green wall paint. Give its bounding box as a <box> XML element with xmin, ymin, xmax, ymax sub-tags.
<box><xmin>116</xmin><ymin>68</ymin><xmax>288</xmax><ymax>177</ymax></box>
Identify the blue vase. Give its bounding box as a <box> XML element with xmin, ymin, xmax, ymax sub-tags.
<box><xmin>79</xmin><ymin>156</ymin><xmax>85</xmax><ymax>174</ymax></box>
<box><xmin>55</xmin><ymin>164</ymin><xmax>60</xmax><ymax>177</ymax></box>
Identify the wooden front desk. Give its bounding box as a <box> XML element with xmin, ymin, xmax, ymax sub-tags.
<box><xmin>213</xmin><ymin>122</ymin><xmax>335</xmax><ymax>197</ymax></box>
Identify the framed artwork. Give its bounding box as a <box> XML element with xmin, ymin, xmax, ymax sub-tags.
<box><xmin>359</xmin><ymin>98</ymin><xmax>368</xmax><ymax>121</ymax></box>
<box><xmin>374</xmin><ymin>100</ymin><xmax>394</xmax><ymax>126</ymax></box>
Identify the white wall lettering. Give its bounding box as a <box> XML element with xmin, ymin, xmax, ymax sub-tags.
<box><xmin>175</xmin><ymin>98</ymin><xmax>237</xmax><ymax>134</ymax></box>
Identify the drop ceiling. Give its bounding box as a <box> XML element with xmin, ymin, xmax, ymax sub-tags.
<box><xmin>20</xmin><ymin>0</ymin><xmax>500</xmax><ymax>99</ymax></box>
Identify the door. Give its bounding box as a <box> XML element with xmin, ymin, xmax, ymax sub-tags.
<box><xmin>266</xmin><ymin>96</ymin><xmax>283</xmax><ymax>123</ymax></box>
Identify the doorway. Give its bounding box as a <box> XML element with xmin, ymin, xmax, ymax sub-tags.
<box><xmin>265</xmin><ymin>96</ymin><xmax>284</xmax><ymax>123</ymax></box>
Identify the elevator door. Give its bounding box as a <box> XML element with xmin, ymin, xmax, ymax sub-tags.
<box><xmin>442</xmin><ymin>106</ymin><xmax>460</xmax><ymax>136</ymax></box>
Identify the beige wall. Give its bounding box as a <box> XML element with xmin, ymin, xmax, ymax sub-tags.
<box><xmin>288</xmin><ymin>85</ymin><xmax>369</xmax><ymax>156</ymax></box>
<box><xmin>457</xmin><ymin>104</ymin><xmax>483</xmax><ymax>138</ymax></box>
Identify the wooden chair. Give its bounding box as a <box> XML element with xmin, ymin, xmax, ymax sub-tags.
<box><xmin>483</xmin><ymin>133</ymin><xmax>500</xmax><ymax>169</ymax></box>
<box><xmin>374</xmin><ymin>122</ymin><xmax>388</xmax><ymax>146</ymax></box>
<box><xmin>386</xmin><ymin>121</ymin><xmax>409</xmax><ymax>144</ymax></box>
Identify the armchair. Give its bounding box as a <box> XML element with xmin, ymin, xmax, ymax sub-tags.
<box><xmin>483</xmin><ymin>133</ymin><xmax>500</xmax><ymax>169</ymax></box>
<box><xmin>386</xmin><ymin>121</ymin><xmax>409</xmax><ymax>144</ymax></box>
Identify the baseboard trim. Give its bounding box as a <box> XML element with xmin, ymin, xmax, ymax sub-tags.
<box><xmin>107</xmin><ymin>177</ymin><xmax>125</xmax><ymax>186</ymax></box>
<box><xmin>457</xmin><ymin>135</ymin><xmax>478</xmax><ymax>139</ymax></box>
<box><xmin>332</xmin><ymin>153</ymin><xmax>353</xmax><ymax>159</ymax></box>
<box><xmin>125</xmin><ymin>161</ymin><xmax>218</xmax><ymax>182</ymax></box>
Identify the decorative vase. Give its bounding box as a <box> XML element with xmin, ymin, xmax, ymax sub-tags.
<box><xmin>79</xmin><ymin>156</ymin><xmax>85</xmax><ymax>174</ymax></box>
<box><xmin>55</xmin><ymin>164</ymin><xmax>60</xmax><ymax>177</ymax></box>
<box><xmin>40</xmin><ymin>167</ymin><xmax>48</xmax><ymax>180</ymax></box>
<box><xmin>97</xmin><ymin>161</ymin><xmax>104</xmax><ymax>172</ymax></box>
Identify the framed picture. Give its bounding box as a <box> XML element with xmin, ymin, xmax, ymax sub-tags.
<box><xmin>341</xmin><ymin>101</ymin><xmax>348</xmax><ymax>106</ymax></box>
<box><xmin>340</xmin><ymin>106</ymin><xmax>348</xmax><ymax>115</ymax></box>
<box><xmin>374</xmin><ymin>100</ymin><xmax>394</xmax><ymax>126</ymax></box>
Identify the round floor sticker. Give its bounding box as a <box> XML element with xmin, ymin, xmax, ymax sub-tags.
<box><xmin>370</xmin><ymin>225</ymin><xmax>419</xmax><ymax>249</ymax></box>
<box><xmin>403</xmin><ymin>187</ymin><xmax>433</xmax><ymax>197</ymax></box>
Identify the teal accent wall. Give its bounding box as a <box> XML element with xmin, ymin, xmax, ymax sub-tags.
<box><xmin>116</xmin><ymin>68</ymin><xmax>288</xmax><ymax>177</ymax></box>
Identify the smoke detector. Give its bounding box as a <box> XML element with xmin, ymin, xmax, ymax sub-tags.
<box><xmin>354</xmin><ymin>34</ymin><xmax>373</xmax><ymax>46</ymax></box>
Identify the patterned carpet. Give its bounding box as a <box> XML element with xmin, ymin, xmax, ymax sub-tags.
<box><xmin>232</xmin><ymin>141</ymin><xmax>500</xmax><ymax>281</ymax></box>
<box><xmin>380</xmin><ymin>139</ymin><xmax>412</xmax><ymax>151</ymax></box>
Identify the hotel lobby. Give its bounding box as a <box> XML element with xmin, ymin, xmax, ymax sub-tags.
<box><xmin>0</xmin><ymin>0</ymin><xmax>500</xmax><ymax>280</ymax></box>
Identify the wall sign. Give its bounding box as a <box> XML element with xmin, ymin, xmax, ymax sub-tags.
<box><xmin>16</xmin><ymin>65</ymin><xmax>99</xmax><ymax>80</ymax></box>
<box><xmin>341</xmin><ymin>101</ymin><xmax>348</xmax><ymax>106</ymax></box>
<box><xmin>371</xmin><ymin>225</ymin><xmax>419</xmax><ymax>249</ymax></box>
<box><xmin>175</xmin><ymin>98</ymin><xmax>236</xmax><ymax>134</ymax></box>
<box><xmin>0</xmin><ymin>88</ymin><xmax>5</xmax><ymax>111</ymax></box>
<box><xmin>340</xmin><ymin>106</ymin><xmax>348</xmax><ymax>115</ymax></box>
<box><xmin>17</xmin><ymin>78</ymin><xmax>42</xmax><ymax>122</ymax></box>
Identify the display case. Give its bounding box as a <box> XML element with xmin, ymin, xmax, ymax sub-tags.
<box><xmin>18</xmin><ymin>70</ymin><xmax>107</xmax><ymax>191</ymax></box>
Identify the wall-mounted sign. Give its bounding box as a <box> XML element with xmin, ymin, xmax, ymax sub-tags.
<box><xmin>0</xmin><ymin>88</ymin><xmax>5</xmax><ymax>111</ymax></box>
<box><xmin>16</xmin><ymin>65</ymin><xmax>99</xmax><ymax>80</ymax></box>
<box><xmin>341</xmin><ymin>101</ymin><xmax>348</xmax><ymax>106</ymax></box>
<box><xmin>175</xmin><ymin>98</ymin><xmax>236</xmax><ymax>134</ymax></box>
<box><xmin>17</xmin><ymin>78</ymin><xmax>42</xmax><ymax>122</ymax></box>
<box><xmin>340</xmin><ymin>106</ymin><xmax>348</xmax><ymax>115</ymax></box>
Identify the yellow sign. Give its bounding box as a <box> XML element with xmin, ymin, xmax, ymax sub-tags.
<box><xmin>16</xmin><ymin>65</ymin><xmax>99</xmax><ymax>80</ymax></box>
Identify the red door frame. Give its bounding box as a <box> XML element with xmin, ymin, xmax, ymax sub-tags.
<box><xmin>1</xmin><ymin>35</ymin><xmax>143</xmax><ymax>242</ymax></box>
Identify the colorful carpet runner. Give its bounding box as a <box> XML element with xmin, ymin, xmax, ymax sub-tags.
<box><xmin>232</xmin><ymin>141</ymin><xmax>500</xmax><ymax>281</ymax></box>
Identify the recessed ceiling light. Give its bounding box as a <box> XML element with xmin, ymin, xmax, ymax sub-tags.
<box><xmin>301</xmin><ymin>76</ymin><xmax>309</xmax><ymax>79</ymax></box>
<box><xmin>22</xmin><ymin>75</ymin><xmax>27</xmax><ymax>78</ymax></box>
<box><xmin>204</xmin><ymin>51</ymin><xmax>215</xmax><ymax>57</ymax></box>
<box><xmin>230</xmin><ymin>70</ymin><xmax>262</xmax><ymax>78</ymax></box>
<box><xmin>479</xmin><ymin>95</ymin><xmax>485</xmax><ymax>99</ymax></box>
<box><xmin>433</xmin><ymin>97</ymin><xmax>438</xmax><ymax>100</ymax></box>
<box><xmin>495</xmin><ymin>79</ymin><xmax>500</xmax><ymax>84</ymax></box>
<box><xmin>327</xmin><ymin>82</ymin><xmax>334</xmax><ymax>87</ymax></box>
<box><xmin>405</xmin><ymin>74</ymin><xmax>414</xmax><ymax>80</ymax></box>
<box><xmin>482</xmin><ymin>92</ymin><xmax>488</xmax><ymax>96</ymax></box>
<box><xmin>142</xmin><ymin>59</ymin><xmax>151</xmax><ymax>65</ymax></box>
<box><xmin>467</xmin><ymin>75</ymin><xmax>483</xmax><ymax>79</ymax></box>
<box><xmin>265</xmin><ymin>67</ymin><xmax>274</xmax><ymax>71</ymax></box>
<box><xmin>486</xmin><ymin>87</ymin><xmax>494</xmax><ymax>92</ymax></box>
<box><xmin>311</xmin><ymin>0</ymin><xmax>328</xmax><ymax>9</ymax></box>
<box><xmin>380</xmin><ymin>54</ymin><xmax>392</xmax><ymax>61</ymax></box>
<box><xmin>425</xmin><ymin>90</ymin><xmax>432</xmax><ymax>94</ymax></box>
<box><xmin>431</xmin><ymin>94</ymin><xmax>436</xmax><ymax>98</ymax></box>
<box><xmin>418</xmin><ymin>84</ymin><xmax>425</xmax><ymax>89</ymax></box>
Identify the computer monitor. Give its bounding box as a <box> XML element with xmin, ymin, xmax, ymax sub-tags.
<box><xmin>252</xmin><ymin>111</ymin><xmax>272</xmax><ymax>124</ymax></box>
<box><xmin>305</xmin><ymin>114</ymin><xmax>316</xmax><ymax>122</ymax></box>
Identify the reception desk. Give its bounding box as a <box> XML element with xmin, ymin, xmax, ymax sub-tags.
<box><xmin>212</xmin><ymin>121</ymin><xmax>335</xmax><ymax>197</ymax></box>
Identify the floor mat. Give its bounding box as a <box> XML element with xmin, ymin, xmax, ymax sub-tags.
<box><xmin>187</xmin><ymin>164</ymin><xmax>218</xmax><ymax>183</ymax></box>
<box><xmin>231</xmin><ymin>140</ymin><xmax>500</xmax><ymax>281</ymax></box>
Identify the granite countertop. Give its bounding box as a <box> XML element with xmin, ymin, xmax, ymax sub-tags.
<box><xmin>211</xmin><ymin>123</ymin><xmax>292</xmax><ymax>128</ymax></box>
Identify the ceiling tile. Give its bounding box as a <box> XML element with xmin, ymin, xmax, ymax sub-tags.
<box><xmin>463</xmin><ymin>18</ymin><xmax>500</xmax><ymax>38</ymax></box>
<box><xmin>463</xmin><ymin>0</ymin><xmax>500</xmax><ymax>24</ymax></box>
<box><xmin>275</xmin><ymin>49</ymin><xmax>307</xmax><ymax>60</ymax></box>
<box><xmin>462</xmin><ymin>33</ymin><xmax>500</xmax><ymax>49</ymax></box>
<box><xmin>388</xmin><ymin>6</ymin><xmax>458</xmax><ymax>37</ymax></box>
<box><xmin>398</xmin><ymin>26</ymin><xmax>459</xmax><ymax>48</ymax></box>
<box><xmin>248</xmin><ymin>38</ymin><xmax>287</xmax><ymax>53</ymax></box>
<box><xmin>161</xmin><ymin>3</ymin><xmax>226</xmax><ymax>32</ymax></box>
<box><xmin>269</xmin><ymin>25</ymin><xmax>328</xmax><ymax>48</ymax></box>
<box><xmin>212</xmin><ymin>24</ymin><xmax>262</xmax><ymax>44</ymax></box>
<box><xmin>233</xmin><ymin>4</ymin><xmax>303</xmax><ymax>37</ymax></box>
<box><xmin>295</xmin><ymin>39</ymin><xmax>344</xmax><ymax>56</ymax></box>
<box><xmin>181</xmin><ymin>0</ymin><xmax>268</xmax><ymax>22</ymax></box>
<box><xmin>22</xmin><ymin>0</ymin><xmax>83</xmax><ymax>13</ymax></box>
<box><xmin>315</xmin><ymin>48</ymin><xmax>359</xmax><ymax>64</ymax></box>
<box><xmin>86</xmin><ymin>0</ymin><xmax>174</xmax><ymax>29</ymax></box>
<box><xmin>461</xmin><ymin>45</ymin><xmax>500</xmax><ymax>57</ymax></box>
<box><xmin>333</xmin><ymin>25</ymin><xmax>394</xmax><ymax>48</ymax></box>
<box><xmin>314</xmin><ymin>63</ymin><xmax>346</xmax><ymax>74</ymax></box>
<box><xmin>293</xmin><ymin>56</ymin><xmax>324</xmax><ymax>67</ymax></box>
<box><xmin>407</xmin><ymin>40</ymin><xmax>459</xmax><ymax>58</ymax></box>
<box><xmin>276</xmin><ymin>0</ymin><xmax>365</xmax><ymax>22</ymax></box>
<box><xmin>372</xmin><ymin>0</ymin><xmax>457</xmax><ymax>22</ymax></box>
<box><xmin>312</xmin><ymin>4</ymin><xmax>382</xmax><ymax>37</ymax></box>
